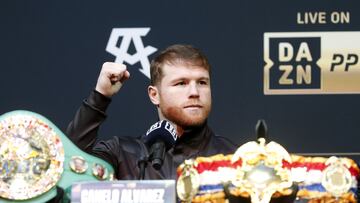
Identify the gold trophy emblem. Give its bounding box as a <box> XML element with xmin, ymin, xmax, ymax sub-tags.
<box><xmin>177</xmin><ymin>159</ymin><xmax>200</xmax><ymax>202</ymax></box>
<box><xmin>231</xmin><ymin>138</ymin><xmax>293</xmax><ymax>203</ymax></box>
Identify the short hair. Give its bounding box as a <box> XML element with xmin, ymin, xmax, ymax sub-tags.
<box><xmin>150</xmin><ymin>44</ymin><xmax>211</xmax><ymax>85</ymax></box>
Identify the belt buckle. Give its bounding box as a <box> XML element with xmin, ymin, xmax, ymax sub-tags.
<box><xmin>231</xmin><ymin>138</ymin><xmax>293</xmax><ymax>203</ymax></box>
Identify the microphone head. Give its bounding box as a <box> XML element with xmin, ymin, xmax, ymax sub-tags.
<box><xmin>145</xmin><ymin>120</ymin><xmax>178</xmax><ymax>150</ymax></box>
<box><xmin>256</xmin><ymin>119</ymin><xmax>268</xmax><ymax>140</ymax></box>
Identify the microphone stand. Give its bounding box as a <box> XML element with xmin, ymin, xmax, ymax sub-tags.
<box><xmin>137</xmin><ymin>156</ymin><xmax>148</xmax><ymax>180</ymax></box>
<box><xmin>137</xmin><ymin>143</ymin><xmax>165</xmax><ymax>180</ymax></box>
<box><xmin>137</xmin><ymin>140</ymin><xmax>150</xmax><ymax>180</ymax></box>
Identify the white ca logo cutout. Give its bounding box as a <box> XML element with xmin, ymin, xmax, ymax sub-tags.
<box><xmin>106</xmin><ymin>28</ymin><xmax>157</xmax><ymax>78</ymax></box>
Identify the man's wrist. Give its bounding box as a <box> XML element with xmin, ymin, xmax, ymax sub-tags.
<box><xmin>86</xmin><ymin>90</ymin><xmax>112</xmax><ymax>111</ymax></box>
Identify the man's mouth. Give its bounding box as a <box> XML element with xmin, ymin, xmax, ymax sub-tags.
<box><xmin>184</xmin><ymin>104</ymin><xmax>202</xmax><ymax>108</ymax></box>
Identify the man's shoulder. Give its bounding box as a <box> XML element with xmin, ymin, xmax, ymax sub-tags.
<box><xmin>112</xmin><ymin>135</ymin><xmax>142</xmax><ymax>142</ymax></box>
<box><xmin>207</xmin><ymin>133</ymin><xmax>237</xmax><ymax>154</ymax></box>
<box><xmin>96</xmin><ymin>135</ymin><xmax>144</xmax><ymax>155</ymax></box>
<box><xmin>212</xmin><ymin>134</ymin><xmax>236</xmax><ymax>146</ymax></box>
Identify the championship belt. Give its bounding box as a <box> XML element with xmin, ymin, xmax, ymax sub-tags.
<box><xmin>177</xmin><ymin>138</ymin><xmax>360</xmax><ymax>203</ymax></box>
<box><xmin>176</xmin><ymin>138</ymin><xmax>294</xmax><ymax>203</ymax></box>
<box><xmin>289</xmin><ymin>155</ymin><xmax>359</xmax><ymax>203</ymax></box>
<box><xmin>229</xmin><ymin>138</ymin><xmax>293</xmax><ymax>203</ymax></box>
<box><xmin>0</xmin><ymin>110</ymin><xmax>115</xmax><ymax>203</ymax></box>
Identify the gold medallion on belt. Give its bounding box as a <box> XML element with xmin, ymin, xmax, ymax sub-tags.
<box><xmin>177</xmin><ymin>159</ymin><xmax>200</xmax><ymax>202</ymax></box>
<box><xmin>322</xmin><ymin>156</ymin><xmax>353</xmax><ymax>198</ymax></box>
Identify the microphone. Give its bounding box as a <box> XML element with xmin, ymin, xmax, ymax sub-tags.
<box><xmin>144</xmin><ymin>120</ymin><xmax>178</xmax><ymax>170</ymax></box>
<box><xmin>256</xmin><ymin>119</ymin><xmax>268</xmax><ymax>140</ymax></box>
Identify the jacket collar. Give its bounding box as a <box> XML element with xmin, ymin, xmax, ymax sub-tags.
<box><xmin>172</xmin><ymin>122</ymin><xmax>212</xmax><ymax>155</ymax></box>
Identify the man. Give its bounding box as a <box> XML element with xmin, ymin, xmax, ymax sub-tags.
<box><xmin>67</xmin><ymin>44</ymin><xmax>237</xmax><ymax>180</ymax></box>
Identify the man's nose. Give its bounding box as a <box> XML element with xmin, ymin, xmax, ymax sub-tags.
<box><xmin>188</xmin><ymin>82</ymin><xmax>200</xmax><ymax>97</ymax></box>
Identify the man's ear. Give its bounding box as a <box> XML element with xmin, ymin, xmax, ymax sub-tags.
<box><xmin>148</xmin><ymin>85</ymin><xmax>160</xmax><ymax>106</ymax></box>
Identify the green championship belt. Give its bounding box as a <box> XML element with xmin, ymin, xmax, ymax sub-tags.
<box><xmin>0</xmin><ymin>110</ymin><xmax>115</xmax><ymax>203</ymax></box>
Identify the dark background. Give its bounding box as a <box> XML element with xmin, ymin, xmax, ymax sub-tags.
<box><xmin>1</xmin><ymin>1</ymin><xmax>359</xmax><ymax>161</ymax></box>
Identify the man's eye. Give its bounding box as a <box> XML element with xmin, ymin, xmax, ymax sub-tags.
<box><xmin>199</xmin><ymin>81</ymin><xmax>208</xmax><ymax>85</ymax></box>
<box><xmin>175</xmin><ymin>82</ymin><xmax>186</xmax><ymax>86</ymax></box>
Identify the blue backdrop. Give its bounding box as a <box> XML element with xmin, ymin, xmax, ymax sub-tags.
<box><xmin>1</xmin><ymin>0</ymin><xmax>359</xmax><ymax>161</ymax></box>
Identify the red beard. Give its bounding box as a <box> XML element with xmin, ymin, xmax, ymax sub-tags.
<box><xmin>160</xmin><ymin>105</ymin><xmax>211</xmax><ymax>129</ymax></box>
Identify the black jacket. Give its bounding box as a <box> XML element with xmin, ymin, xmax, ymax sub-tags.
<box><xmin>66</xmin><ymin>90</ymin><xmax>237</xmax><ymax>180</ymax></box>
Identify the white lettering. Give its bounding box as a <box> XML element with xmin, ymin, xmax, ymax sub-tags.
<box><xmin>106</xmin><ymin>28</ymin><xmax>157</xmax><ymax>78</ymax></box>
<box><xmin>297</xmin><ymin>12</ymin><xmax>326</xmax><ymax>24</ymax></box>
<box><xmin>80</xmin><ymin>189</ymin><xmax>120</xmax><ymax>203</ymax></box>
<box><xmin>119</xmin><ymin>188</ymin><xmax>165</xmax><ymax>203</ymax></box>
<box><xmin>331</xmin><ymin>11</ymin><xmax>350</xmax><ymax>24</ymax></box>
<box><xmin>146</xmin><ymin>120</ymin><xmax>163</xmax><ymax>135</ymax></box>
<box><xmin>165</xmin><ymin>122</ymin><xmax>177</xmax><ymax>141</ymax></box>
<box><xmin>296</xmin><ymin>42</ymin><xmax>312</xmax><ymax>62</ymax></box>
<box><xmin>120</xmin><ymin>189</ymin><xmax>132</xmax><ymax>203</ymax></box>
<box><xmin>279</xmin><ymin>43</ymin><xmax>293</xmax><ymax>62</ymax></box>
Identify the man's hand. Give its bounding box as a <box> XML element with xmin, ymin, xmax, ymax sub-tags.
<box><xmin>95</xmin><ymin>62</ymin><xmax>130</xmax><ymax>97</ymax></box>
